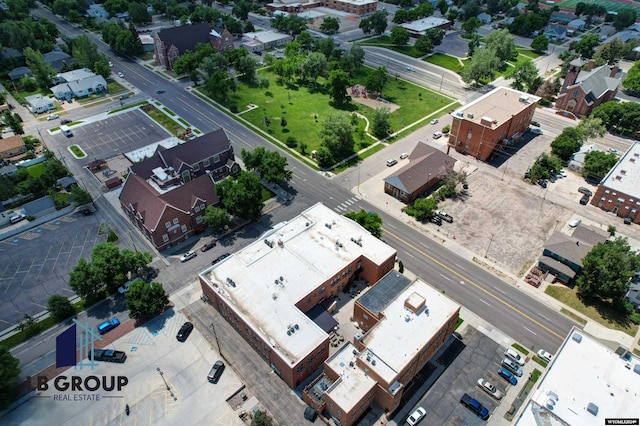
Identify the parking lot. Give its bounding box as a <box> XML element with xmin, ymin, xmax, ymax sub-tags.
<box><xmin>0</xmin><ymin>212</ymin><xmax>105</xmax><ymax>326</ymax></box>
<box><xmin>2</xmin><ymin>308</ymin><xmax>245</xmax><ymax>425</ymax></box>
<box><xmin>56</xmin><ymin>109</ymin><xmax>170</xmax><ymax>168</ymax></box>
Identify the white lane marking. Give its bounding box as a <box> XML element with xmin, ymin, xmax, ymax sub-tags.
<box><xmin>524</xmin><ymin>326</ymin><xmax>537</xmax><ymax>336</ymax></box>
<box><xmin>439</xmin><ymin>274</ymin><xmax>451</xmax><ymax>281</ymax></box>
<box><xmin>479</xmin><ymin>298</ymin><xmax>491</xmax><ymax>306</ymax></box>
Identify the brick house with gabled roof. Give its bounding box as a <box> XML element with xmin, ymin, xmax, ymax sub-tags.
<box><xmin>383</xmin><ymin>143</ymin><xmax>456</xmax><ymax>203</ymax></box>
<box><xmin>119</xmin><ymin>129</ymin><xmax>240</xmax><ymax>250</ymax></box>
<box><xmin>555</xmin><ymin>58</ymin><xmax>620</xmax><ymax>117</ymax></box>
<box><xmin>0</xmin><ymin>135</ymin><xmax>27</xmax><ymax>161</ymax></box>
<box><xmin>154</xmin><ymin>23</ymin><xmax>234</xmax><ymax>70</ymax></box>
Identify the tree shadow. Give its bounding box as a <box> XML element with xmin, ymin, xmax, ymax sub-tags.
<box><xmin>576</xmin><ymin>292</ymin><xmax>634</xmax><ymax>330</ymax></box>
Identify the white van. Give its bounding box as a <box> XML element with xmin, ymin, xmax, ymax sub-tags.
<box><xmin>432</xmin><ymin>132</ymin><xmax>443</xmax><ymax>139</ymax></box>
<box><xmin>60</xmin><ymin>125</ymin><xmax>72</xmax><ymax>137</ymax></box>
<box><xmin>10</xmin><ymin>214</ymin><xmax>25</xmax><ymax>224</ymax></box>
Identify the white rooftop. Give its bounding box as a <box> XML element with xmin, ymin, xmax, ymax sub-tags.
<box><xmin>600</xmin><ymin>142</ymin><xmax>640</xmax><ymax>198</ymax></box>
<box><xmin>400</xmin><ymin>17</ymin><xmax>450</xmax><ymax>32</ymax></box>
<box><xmin>515</xmin><ymin>328</ymin><xmax>640</xmax><ymax>426</ymax></box>
<box><xmin>200</xmin><ymin>203</ymin><xmax>396</xmax><ymax>365</ymax></box>
<box><xmin>450</xmin><ymin>87</ymin><xmax>540</xmax><ymax>128</ymax></box>
<box><xmin>359</xmin><ymin>279</ymin><xmax>460</xmax><ymax>384</ymax></box>
<box><xmin>325</xmin><ymin>342</ymin><xmax>376</xmax><ymax>413</ymax></box>
<box><xmin>242</xmin><ymin>30</ymin><xmax>291</xmax><ymax>44</ymax></box>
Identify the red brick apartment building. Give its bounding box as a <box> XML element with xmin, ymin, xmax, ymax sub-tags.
<box><xmin>199</xmin><ymin>203</ymin><xmax>397</xmax><ymax>388</ymax></box>
<box><xmin>591</xmin><ymin>142</ymin><xmax>640</xmax><ymax>224</ymax></box>
<box><xmin>448</xmin><ymin>87</ymin><xmax>540</xmax><ymax>161</ymax></box>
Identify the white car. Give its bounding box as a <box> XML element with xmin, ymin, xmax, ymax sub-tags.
<box><xmin>180</xmin><ymin>250</ymin><xmax>197</xmax><ymax>262</ymax></box>
<box><xmin>568</xmin><ymin>218</ymin><xmax>582</xmax><ymax>228</ymax></box>
<box><xmin>406</xmin><ymin>407</ymin><xmax>426</xmax><ymax>425</ymax></box>
<box><xmin>477</xmin><ymin>378</ymin><xmax>503</xmax><ymax>400</ymax></box>
<box><xmin>109</xmin><ymin>61</ymin><xmax>114</xmax><ymax>67</ymax></box>
<box><xmin>530</xmin><ymin>128</ymin><xmax>543</xmax><ymax>135</ymax></box>
<box><xmin>47</xmin><ymin>114</ymin><xmax>59</xmax><ymax>121</ymax></box>
<box><xmin>117</xmin><ymin>71</ymin><xmax>124</xmax><ymax>78</ymax></box>
<box><xmin>406</xmin><ymin>66</ymin><xmax>416</xmax><ymax>72</ymax></box>
<box><xmin>504</xmin><ymin>348</ymin><xmax>525</xmax><ymax>366</ymax></box>
<box><xmin>386</xmin><ymin>158</ymin><xmax>398</xmax><ymax>167</ymax></box>
<box><xmin>537</xmin><ymin>349</ymin><xmax>553</xmax><ymax>362</ymax></box>
<box><xmin>607</xmin><ymin>148</ymin><xmax>620</xmax><ymax>155</ymax></box>
<box><xmin>430</xmin><ymin>119</ymin><xmax>438</xmax><ymax>125</ymax></box>
<box><xmin>400</xmin><ymin>152</ymin><xmax>409</xmax><ymax>160</ymax></box>
<box><xmin>557</xmin><ymin>170</ymin><xmax>567</xmax><ymax>178</ymax></box>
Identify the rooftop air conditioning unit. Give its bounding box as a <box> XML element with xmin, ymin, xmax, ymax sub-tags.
<box><xmin>467</xmin><ymin>113</ymin><xmax>474</xmax><ymax>119</ymax></box>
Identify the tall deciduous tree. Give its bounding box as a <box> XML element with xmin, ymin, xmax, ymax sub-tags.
<box><xmin>530</xmin><ymin>35</ymin><xmax>549</xmax><ymax>52</ymax></box>
<box><xmin>582</xmin><ymin>151</ymin><xmax>618</xmax><ymax>181</ymax></box>
<box><xmin>390</xmin><ymin>26</ymin><xmax>410</xmax><ymax>46</ymax></box>
<box><xmin>462</xmin><ymin>17</ymin><xmax>481</xmax><ymax>36</ymax></box>
<box><xmin>372</xmin><ymin>107</ymin><xmax>391</xmax><ymax>138</ymax></box>
<box><xmin>366</xmin><ymin>66</ymin><xmax>388</xmax><ymax>96</ymax></box>
<box><xmin>69</xmin><ymin>257</ymin><xmax>96</xmax><ymax>299</ymax></box>
<box><xmin>318</xmin><ymin>112</ymin><xmax>355</xmax><ymax>166</ymax></box>
<box><xmin>484</xmin><ymin>29</ymin><xmax>518</xmax><ymax>62</ymax></box>
<box><xmin>320</xmin><ymin>16</ymin><xmax>340</xmax><ymax>34</ymax></box>
<box><xmin>215</xmin><ymin>171</ymin><xmax>264</xmax><ymax>221</ymax></box>
<box><xmin>47</xmin><ymin>295</ymin><xmax>76</xmax><ymax>321</ymax></box>
<box><xmin>0</xmin><ymin>346</ymin><xmax>20</xmax><ymax>409</ymax></box>
<box><xmin>594</xmin><ymin>38</ymin><xmax>625</xmax><ymax>65</ymax></box>
<box><xmin>327</xmin><ymin>69</ymin><xmax>351</xmax><ymax>105</ymax></box>
<box><xmin>24</xmin><ymin>47</ymin><xmax>51</xmax><ymax>89</ymax></box>
<box><xmin>550</xmin><ymin>128</ymin><xmax>583</xmax><ymax>161</ymax></box>
<box><xmin>577</xmin><ymin>237</ymin><xmax>640</xmax><ymax>304</ymax></box>
<box><xmin>344</xmin><ymin>209</ymin><xmax>383</xmax><ymax>239</ymax></box>
<box><xmin>415</xmin><ymin>35</ymin><xmax>433</xmax><ymax>54</ymax></box>
<box><xmin>505</xmin><ymin>59</ymin><xmax>541</xmax><ymax>92</ymax></box>
<box><xmin>204</xmin><ymin>206</ymin><xmax>230</xmax><ymax>232</ymax></box>
<box><xmin>461</xmin><ymin>47</ymin><xmax>500</xmax><ymax>86</ymax></box>
<box><xmin>125</xmin><ymin>280</ymin><xmax>169</xmax><ymax>319</ymax></box>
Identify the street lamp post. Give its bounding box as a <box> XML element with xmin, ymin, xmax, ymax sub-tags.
<box><xmin>156</xmin><ymin>367</ymin><xmax>170</xmax><ymax>390</ymax></box>
<box><xmin>485</xmin><ymin>234</ymin><xmax>495</xmax><ymax>258</ymax></box>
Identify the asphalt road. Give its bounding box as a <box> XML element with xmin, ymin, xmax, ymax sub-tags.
<box><xmin>21</xmin><ymin>6</ymin><xmax>579</xmax><ymax>377</ymax></box>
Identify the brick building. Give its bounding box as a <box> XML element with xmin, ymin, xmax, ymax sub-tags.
<box><xmin>555</xmin><ymin>58</ymin><xmax>620</xmax><ymax>117</ymax></box>
<box><xmin>199</xmin><ymin>203</ymin><xmax>397</xmax><ymax>389</ymax></box>
<box><xmin>266</xmin><ymin>0</ymin><xmax>376</xmax><ymax>16</ymax></box>
<box><xmin>119</xmin><ymin>129</ymin><xmax>239</xmax><ymax>250</ymax></box>
<box><xmin>591</xmin><ymin>142</ymin><xmax>640</xmax><ymax>224</ymax></box>
<box><xmin>447</xmin><ymin>87</ymin><xmax>540</xmax><ymax>161</ymax></box>
<box><xmin>154</xmin><ymin>23</ymin><xmax>234</xmax><ymax>70</ymax></box>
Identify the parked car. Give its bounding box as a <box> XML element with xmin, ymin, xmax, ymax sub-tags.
<box><xmin>430</xmin><ymin>119</ymin><xmax>438</xmax><ymax>125</ymax></box>
<box><xmin>117</xmin><ymin>71</ymin><xmax>124</xmax><ymax>78</ymax></box>
<box><xmin>400</xmin><ymin>152</ymin><xmax>409</xmax><ymax>159</ymax></box>
<box><xmin>429</xmin><ymin>215</ymin><xmax>442</xmax><ymax>226</ymax></box>
<box><xmin>530</xmin><ymin>120</ymin><xmax>540</xmax><ymax>127</ymax></box>
<box><xmin>254</xmin><ymin>50</ymin><xmax>262</xmax><ymax>56</ymax></box>
<box><xmin>477</xmin><ymin>378</ymin><xmax>503</xmax><ymax>400</ymax></box>
<box><xmin>432</xmin><ymin>132</ymin><xmax>443</xmax><ymax>139</ymax></box>
<box><xmin>530</xmin><ymin>128</ymin><xmax>543</xmax><ymax>135</ymax></box>
<box><xmin>607</xmin><ymin>148</ymin><xmax>620</xmax><ymax>155</ymax></box>
<box><xmin>436</xmin><ymin>210</ymin><xmax>453</xmax><ymax>223</ymax></box>
<box><xmin>524</xmin><ymin>169</ymin><xmax>531</xmax><ymax>180</ymax></box>
<box><xmin>537</xmin><ymin>349</ymin><xmax>553</xmax><ymax>363</ymax></box>
<box><xmin>578</xmin><ymin>187</ymin><xmax>593</xmax><ymax>196</ymax></box>
<box><xmin>568</xmin><ymin>218</ymin><xmax>582</xmax><ymax>228</ymax></box>
<box><xmin>118</xmin><ymin>277</ymin><xmax>143</xmax><ymax>294</ymax></box>
<box><xmin>176</xmin><ymin>322</ymin><xmax>194</xmax><ymax>342</ymax></box>
<box><xmin>504</xmin><ymin>348</ymin><xmax>525</xmax><ymax>366</ymax></box>
<box><xmin>498</xmin><ymin>368</ymin><xmax>518</xmax><ymax>385</ymax></box>
<box><xmin>537</xmin><ymin>179</ymin><xmax>547</xmax><ymax>188</ymax></box>
<box><xmin>406</xmin><ymin>407</ymin><xmax>426</xmax><ymax>425</ymax></box>
<box><xmin>585</xmin><ymin>177</ymin><xmax>600</xmax><ymax>185</ymax></box>
<box><xmin>91</xmin><ymin>349</ymin><xmax>126</xmax><ymax>363</ymax></box>
<box><xmin>386</xmin><ymin>158</ymin><xmax>398</xmax><ymax>167</ymax></box>
<box><xmin>579</xmin><ymin>194</ymin><xmax>590</xmax><ymax>205</ymax></box>
<box><xmin>201</xmin><ymin>241</ymin><xmax>217</xmax><ymax>252</ymax></box>
<box><xmin>557</xmin><ymin>169</ymin><xmax>567</xmax><ymax>178</ymax></box>
<box><xmin>549</xmin><ymin>174</ymin><xmax>557</xmax><ymax>183</ymax></box>
<box><xmin>47</xmin><ymin>113</ymin><xmax>59</xmax><ymax>121</ymax></box>
<box><xmin>207</xmin><ymin>360</ymin><xmax>225</xmax><ymax>383</ymax></box>
<box><xmin>501</xmin><ymin>358</ymin><xmax>523</xmax><ymax>376</ymax></box>
<box><xmin>60</xmin><ymin>118</ymin><xmax>72</xmax><ymax>125</ymax></box>
<box><xmin>212</xmin><ymin>253</ymin><xmax>231</xmax><ymax>265</ymax></box>
<box><xmin>97</xmin><ymin>318</ymin><xmax>120</xmax><ymax>335</ymax></box>
<box><xmin>460</xmin><ymin>393</ymin><xmax>490</xmax><ymax>420</ymax></box>
<box><xmin>156</xmin><ymin>89</ymin><xmax>165</xmax><ymax>94</ymax></box>
<box><xmin>109</xmin><ymin>61</ymin><xmax>113</xmax><ymax>67</ymax></box>
<box><xmin>180</xmin><ymin>250</ymin><xmax>197</xmax><ymax>262</ymax></box>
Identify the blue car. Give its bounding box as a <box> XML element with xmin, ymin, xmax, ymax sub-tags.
<box><xmin>97</xmin><ymin>318</ymin><xmax>120</xmax><ymax>335</ymax></box>
<box><xmin>498</xmin><ymin>368</ymin><xmax>518</xmax><ymax>386</ymax></box>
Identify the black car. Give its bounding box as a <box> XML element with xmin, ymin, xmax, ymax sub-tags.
<box><xmin>530</xmin><ymin>120</ymin><xmax>540</xmax><ymax>127</ymax></box>
<box><xmin>578</xmin><ymin>187</ymin><xmax>593</xmax><ymax>196</ymax></box>
<box><xmin>429</xmin><ymin>215</ymin><xmax>442</xmax><ymax>226</ymax></box>
<box><xmin>207</xmin><ymin>360</ymin><xmax>225</xmax><ymax>383</ymax></box>
<box><xmin>91</xmin><ymin>349</ymin><xmax>127</xmax><ymax>363</ymax></box>
<box><xmin>60</xmin><ymin>118</ymin><xmax>72</xmax><ymax>124</ymax></box>
<box><xmin>201</xmin><ymin>241</ymin><xmax>216</xmax><ymax>252</ymax></box>
<box><xmin>176</xmin><ymin>321</ymin><xmax>194</xmax><ymax>342</ymax></box>
<box><xmin>212</xmin><ymin>253</ymin><xmax>231</xmax><ymax>265</ymax></box>
<box><xmin>549</xmin><ymin>174</ymin><xmax>557</xmax><ymax>183</ymax></box>
<box><xmin>579</xmin><ymin>194</ymin><xmax>590</xmax><ymax>205</ymax></box>
<box><xmin>537</xmin><ymin>179</ymin><xmax>547</xmax><ymax>188</ymax></box>
<box><xmin>156</xmin><ymin>89</ymin><xmax>165</xmax><ymax>94</ymax></box>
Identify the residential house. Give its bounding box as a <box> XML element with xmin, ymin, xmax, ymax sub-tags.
<box><xmin>56</xmin><ymin>176</ymin><xmax>78</xmax><ymax>191</ymax></box>
<box><xmin>626</xmin><ymin>278</ymin><xmax>640</xmax><ymax>311</ymax></box>
<box><xmin>154</xmin><ymin>23</ymin><xmax>234</xmax><ymax>70</ymax></box>
<box><xmin>477</xmin><ymin>12</ymin><xmax>491</xmax><ymax>25</ymax></box>
<box><xmin>0</xmin><ymin>135</ymin><xmax>26</xmax><ymax>161</ymax></box>
<box><xmin>87</xmin><ymin>4</ymin><xmax>109</xmax><ymax>20</ymax></box>
<box><xmin>568</xmin><ymin>143</ymin><xmax>601</xmax><ymax>171</ymax></box>
<box><xmin>383</xmin><ymin>143</ymin><xmax>456</xmax><ymax>203</ymax></box>
<box><xmin>538</xmin><ymin>225</ymin><xmax>607</xmax><ymax>283</ymax></box>
<box><xmin>43</xmin><ymin>51</ymin><xmax>72</xmax><ymax>72</ymax></box>
<box><xmin>24</xmin><ymin>94</ymin><xmax>56</xmax><ymax>114</ymax></box>
<box><xmin>591</xmin><ymin>142</ymin><xmax>640</xmax><ymax>224</ymax></box>
<box><xmin>544</xmin><ymin>25</ymin><xmax>567</xmax><ymax>42</ymax></box>
<box><xmin>550</xmin><ymin>11</ymin><xmax>576</xmax><ymax>24</ymax></box>
<box><xmin>118</xmin><ymin>128</ymin><xmax>240</xmax><ymax>250</ymax></box>
<box><xmin>242</xmin><ymin>30</ymin><xmax>293</xmax><ymax>52</ymax></box>
<box><xmin>448</xmin><ymin>87</ymin><xmax>540</xmax><ymax>161</ymax></box>
<box><xmin>51</xmin><ymin>68</ymin><xmax>107</xmax><ymax>100</ymax></box>
<box><xmin>139</xmin><ymin>33</ymin><xmax>154</xmax><ymax>52</ymax></box>
<box><xmin>566</xmin><ymin>18</ymin><xmax>586</xmax><ymax>36</ymax></box>
<box><xmin>22</xmin><ymin>195</ymin><xmax>57</xmax><ymax>218</ymax></box>
<box><xmin>8</xmin><ymin>66</ymin><xmax>33</xmax><ymax>81</ymax></box>
<box><xmin>555</xmin><ymin>58</ymin><xmax>620</xmax><ymax>117</ymax></box>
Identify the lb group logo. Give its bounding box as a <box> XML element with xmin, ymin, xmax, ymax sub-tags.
<box><xmin>36</xmin><ymin>319</ymin><xmax>128</xmax><ymax>401</ymax></box>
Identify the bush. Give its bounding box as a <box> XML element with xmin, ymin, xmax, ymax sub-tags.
<box><xmin>107</xmin><ymin>230</ymin><xmax>118</xmax><ymax>242</ymax></box>
<box><xmin>229</xmin><ymin>103</ymin><xmax>238</xmax><ymax>113</ymax></box>
<box><xmin>442</xmin><ymin>124</ymin><xmax>451</xmax><ymax>133</ymax></box>
<box><xmin>285</xmin><ymin>136</ymin><xmax>298</xmax><ymax>148</ymax></box>
<box><xmin>47</xmin><ymin>294</ymin><xmax>76</xmax><ymax>321</ymax></box>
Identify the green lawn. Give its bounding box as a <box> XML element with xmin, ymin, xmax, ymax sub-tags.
<box><xmin>424</xmin><ymin>53</ymin><xmax>466</xmax><ymax>73</ymax></box>
<box><xmin>212</xmin><ymin>67</ymin><xmax>453</xmax><ymax>164</ymax></box>
<box><xmin>26</xmin><ymin>162</ymin><xmax>46</xmax><ymax>178</ymax></box>
<box><xmin>358</xmin><ymin>35</ymin><xmax>424</xmax><ymax>58</ymax></box>
<box><xmin>517</xmin><ymin>48</ymin><xmax>542</xmax><ymax>60</ymax></box>
<box><xmin>558</xmin><ymin>0</ymin><xmax>640</xmax><ymax>15</ymax></box>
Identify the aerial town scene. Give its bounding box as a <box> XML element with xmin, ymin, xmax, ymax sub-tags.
<box><xmin>1</xmin><ymin>0</ymin><xmax>640</xmax><ymax>425</ymax></box>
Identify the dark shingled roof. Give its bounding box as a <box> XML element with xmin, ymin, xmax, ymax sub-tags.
<box><xmin>357</xmin><ymin>271</ymin><xmax>411</xmax><ymax>318</ymax></box>
<box><xmin>157</xmin><ymin>23</ymin><xmax>213</xmax><ymax>57</ymax></box>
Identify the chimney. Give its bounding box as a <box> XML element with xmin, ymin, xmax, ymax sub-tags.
<box><xmin>586</xmin><ymin>60</ymin><xmax>595</xmax><ymax>72</ymax></box>
<box><xmin>610</xmin><ymin>65</ymin><xmax>619</xmax><ymax>78</ymax></box>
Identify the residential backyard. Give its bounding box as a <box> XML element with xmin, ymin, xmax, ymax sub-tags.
<box><xmin>211</xmin><ymin>66</ymin><xmax>456</xmax><ymax>168</ymax></box>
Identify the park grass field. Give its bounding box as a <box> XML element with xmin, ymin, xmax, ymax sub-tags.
<box><xmin>557</xmin><ymin>0</ymin><xmax>640</xmax><ymax>15</ymax></box>
<box><xmin>424</xmin><ymin>53</ymin><xmax>466</xmax><ymax>73</ymax></box>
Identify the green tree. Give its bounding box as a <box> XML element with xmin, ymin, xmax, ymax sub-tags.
<box><xmin>462</xmin><ymin>17</ymin><xmax>481</xmax><ymax>36</ymax></box>
<box><xmin>120</xmin><ymin>249</ymin><xmax>152</xmax><ymax>278</ymax></box>
<box><xmin>203</xmin><ymin>206</ymin><xmax>230</xmax><ymax>232</ymax></box>
<box><xmin>390</xmin><ymin>26</ymin><xmax>410</xmax><ymax>46</ymax></box>
<box><xmin>17</xmin><ymin>314</ymin><xmax>41</xmax><ymax>338</ymax></box>
<box><xmin>236</xmin><ymin>55</ymin><xmax>257</xmax><ymax>83</ymax></box>
<box><xmin>623</xmin><ymin>60</ymin><xmax>640</xmax><ymax>94</ymax></box>
<box><xmin>69</xmin><ymin>258</ymin><xmax>97</xmax><ymax>300</ymax></box>
<box><xmin>406</xmin><ymin>197</ymin><xmax>437</xmax><ymax>222</ymax></box>
<box><xmin>370</xmin><ymin>11</ymin><xmax>388</xmax><ymax>35</ymax></box>
<box><xmin>242</xmin><ymin>147</ymin><xmax>292</xmax><ymax>184</ymax></box>
<box><xmin>414</xmin><ymin>35</ymin><xmax>433</xmax><ymax>54</ymax></box>
<box><xmin>47</xmin><ymin>295</ymin><xmax>76</xmax><ymax>321</ymax></box>
<box><xmin>594</xmin><ymin>38</ymin><xmax>625</xmax><ymax>65</ymax></box>
<box><xmin>573</xmin><ymin>34</ymin><xmax>600</xmax><ymax>59</ymax></box>
<box><xmin>70</xmin><ymin>185</ymin><xmax>92</xmax><ymax>206</ymax></box>
<box><xmin>232</xmin><ymin>0</ymin><xmax>252</xmax><ymax>21</ymax></box>
<box><xmin>125</xmin><ymin>280</ymin><xmax>169</xmax><ymax>319</ymax></box>
<box><xmin>509</xmin><ymin>13</ymin><xmax>545</xmax><ymax>37</ymax></box>
<box><xmin>91</xmin><ymin>242</ymin><xmax>127</xmax><ymax>293</ymax></box>
<box><xmin>582</xmin><ymin>151</ymin><xmax>618</xmax><ymax>181</ymax></box>
<box><xmin>0</xmin><ymin>346</ymin><xmax>20</xmax><ymax>409</ymax></box>
<box><xmin>576</xmin><ymin>116</ymin><xmax>606</xmax><ymax>143</ymax></box>
<box><xmin>23</xmin><ymin>47</ymin><xmax>51</xmax><ymax>89</ymax></box>
<box><xmin>613</xmin><ymin>8</ymin><xmax>637</xmax><ymax>31</ymax></box>
<box><xmin>550</xmin><ymin>128</ymin><xmax>583</xmax><ymax>161</ymax></box>
<box><xmin>484</xmin><ymin>29</ymin><xmax>518</xmax><ymax>62</ymax></box>
<box><xmin>301</xmin><ymin>52</ymin><xmax>327</xmax><ymax>86</ymax></box>
<box><xmin>530</xmin><ymin>35</ymin><xmax>549</xmax><ymax>52</ymax></box>
<box><xmin>437</xmin><ymin>0</ymin><xmax>448</xmax><ymax>15</ymax></box>
<box><xmin>529</xmin><ymin>153</ymin><xmax>563</xmax><ymax>181</ymax></box>
<box><xmin>206</xmin><ymin>71</ymin><xmax>233</xmax><ymax>101</ymax></box>
<box><xmin>505</xmin><ymin>59</ymin><xmax>541</xmax><ymax>92</ymax></box>
<box><xmin>461</xmin><ymin>47</ymin><xmax>500</xmax><ymax>86</ymax></box>
<box><xmin>359</xmin><ymin>16</ymin><xmax>373</xmax><ymax>35</ymax></box>
<box><xmin>318</xmin><ymin>112</ymin><xmax>355</xmax><ymax>165</ymax></box>
<box><xmin>327</xmin><ymin>69</ymin><xmax>351</xmax><ymax>106</ymax></box>
<box><xmin>344</xmin><ymin>209</ymin><xmax>383</xmax><ymax>239</ymax></box>
<box><xmin>251</xmin><ymin>410</ymin><xmax>274</xmax><ymax>426</ymax></box>
<box><xmin>577</xmin><ymin>237</ymin><xmax>640</xmax><ymax>304</ymax></box>
<box><xmin>366</xmin><ymin>66</ymin><xmax>388</xmax><ymax>96</ymax></box>
<box><xmin>128</xmin><ymin>2</ymin><xmax>151</xmax><ymax>24</ymax></box>
<box><xmin>372</xmin><ymin>107</ymin><xmax>391</xmax><ymax>138</ymax></box>
<box><xmin>320</xmin><ymin>16</ymin><xmax>340</xmax><ymax>34</ymax></box>
<box><xmin>425</xmin><ymin>28</ymin><xmax>444</xmax><ymax>46</ymax></box>
<box><xmin>467</xmin><ymin>34</ymin><xmax>481</xmax><ymax>57</ymax></box>
<box><xmin>215</xmin><ymin>171</ymin><xmax>264</xmax><ymax>221</ymax></box>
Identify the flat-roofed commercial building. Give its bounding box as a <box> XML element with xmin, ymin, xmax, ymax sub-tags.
<box><xmin>515</xmin><ymin>327</ymin><xmax>640</xmax><ymax>426</ymax></box>
<box><xmin>198</xmin><ymin>203</ymin><xmax>396</xmax><ymax>388</ymax></box>
<box><xmin>448</xmin><ymin>87</ymin><xmax>540</xmax><ymax>161</ymax></box>
<box><xmin>591</xmin><ymin>142</ymin><xmax>640</xmax><ymax>224</ymax></box>
<box><xmin>399</xmin><ymin>17</ymin><xmax>451</xmax><ymax>37</ymax></box>
<box><xmin>305</xmin><ymin>274</ymin><xmax>460</xmax><ymax>425</ymax></box>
